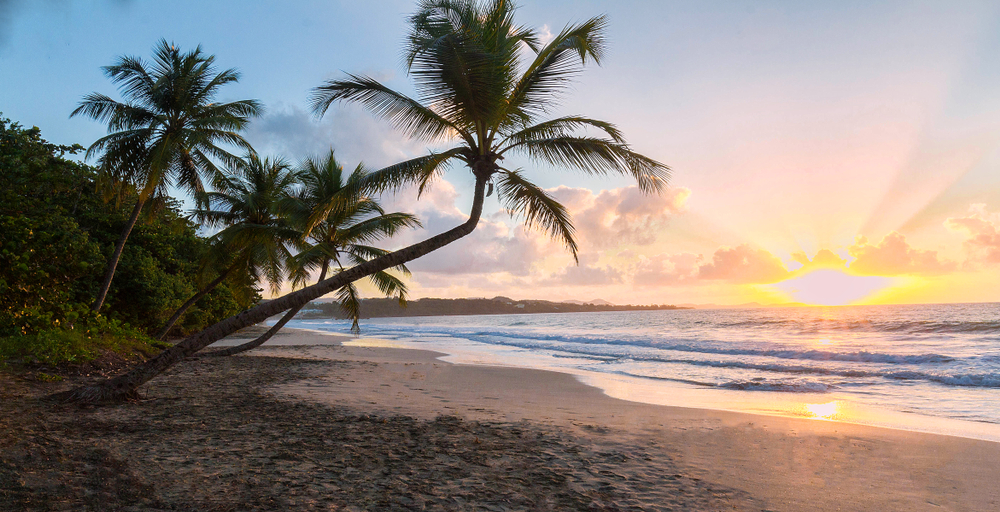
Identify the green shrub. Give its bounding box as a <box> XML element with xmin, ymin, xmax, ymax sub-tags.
<box><xmin>0</xmin><ymin>313</ymin><xmax>163</xmax><ymax>367</ymax></box>
<box><xmin>1</xmin><ymin>114</ymin><xmax>259</xmax><ymax>340</ymax></box>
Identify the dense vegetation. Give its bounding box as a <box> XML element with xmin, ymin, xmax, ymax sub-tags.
<box><xmin>0</xmin><ymin>115</ymin><xmax>258</xmax><ymax>366</ymax></box>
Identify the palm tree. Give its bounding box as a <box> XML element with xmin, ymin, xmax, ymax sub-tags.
<box><xmin>152</xmin><ymin>154</ymin><xmax>299</xmax><ymax>340</ymax></box>
<box><xmin>71</xmin><ymin>39</ymin><xmax>262</xmax><ymax>312</ymax></box>
<box><xmin>202</xmin><ymin>151</ymin><xmax>418</xmax><ymax>357</ymax></box>
<box><xmin>59</xmin><ymin>0</ymin><xmax>669</xmax><ymax>402</ymax></box>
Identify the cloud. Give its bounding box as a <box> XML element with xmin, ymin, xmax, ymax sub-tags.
<box><xmin>548</xmin><ymin>185</ymin><xmax>691</xmax><ymax>248</ymax></box>
<box><xmin>698</xmin><ymin>244</ymin><xmax>790</xmax><ymax>283</ymax></box>
<box><xmin>380</xmin><ymin>179</ymin><xmax>548</xmax><ymax>277</ymax></box>
<box><xmin>633</xmin><ymin>252</ymin><xmax>703</xmax><ymax>286</ymax></box>
<box><xmin>945</xmin><ymin>203</ymin><xmax>1000</xmax><ymax>265</ymax></box>
<box><xmin>243</xmin><ymin>103</ymin><xmax>425</xmax><ymax>169</ymax></box>
<box><xmin>540</xmin><ymin>253</ymin><xmax>624</xmax><ymax>286</ymax></box>
<box><xmin>538</xmin><ymin>24</ymin><xmax>554</xmax><ymax>45</ymax></box>
<box><xmin>847</xmin><ymin>232</ymin><xmax>955</xmax><ymax>275</ymax></box>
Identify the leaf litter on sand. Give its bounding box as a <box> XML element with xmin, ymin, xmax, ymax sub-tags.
<box><xmin>0</xmin><ymin>356</ymin><xmax>764</xmax><ymax>511</ymax></box>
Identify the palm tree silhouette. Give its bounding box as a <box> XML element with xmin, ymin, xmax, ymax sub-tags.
<box><xmin>203</xmin><ymin>150</ymin><xmax>418</xmax><ymax>357</ymax></box>
<box><xmin>154</xmin><ymin>153</ymin><xmax>299</xmax><ymax>340</ymax></box>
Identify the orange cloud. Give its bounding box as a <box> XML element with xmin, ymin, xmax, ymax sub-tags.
<box><xmin>543</xmin><ymin>264</ymin><xmax>624</xmax><ymax>287</ymax></box>
<box><xmin>945</xmin><ymin>204</ymin><xmax>1000</xmax><ymax>265</ymax></box>
<box><xmin>698</xmin><ymin>244</ymin><xmax>790</xmax><ymax>283</ymax></box>
<box><xmin>847</xmin><ymin>232</ymin><xmax>954</xmax><ymax>275</ymax></box>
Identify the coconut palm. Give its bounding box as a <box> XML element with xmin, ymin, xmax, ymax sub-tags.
<box><xmin>71</xmin><ymin>39</ymin><xmax>262</xmax><ymax>312</ymax></box>
<box><xmin>195</xmin><ymin>153</ymin><xmax>300</xmax><ymax>290</ymax></box>
<box><xmin>202</xmin><ymin>151</ymin><xmax>418</xmax><ymax>357</ymax></box>
<box><xmin>152</xmin><ymin>155</ymin><xmax>299</xmax><ymax>340</ymax></box>
<box><xmin>59</xmin><ymin>0</ymin><xmax>669</xmax><ymax>402</ymax></box>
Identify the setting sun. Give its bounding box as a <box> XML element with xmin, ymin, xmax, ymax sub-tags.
<box><xmin>772</xmin><ymin>269</ymin><xmax>892</xmax><ymax>306</ymax></box>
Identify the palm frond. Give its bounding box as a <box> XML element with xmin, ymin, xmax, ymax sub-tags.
<box><xmin>499</xmin><ymin>115</ymin><xmax>624</xmax><ymax>146</ymax></box>
<box><xmin>347</xmin><ymin>245</ymin><xmax>411</xmax><ymax>276</ymax></box>
<box><xmin>496</xmin><ymin>169</ymin><xmax>578</xmax><ymax>261</ymax></box>
<box><xmin>336</xmin><ymin>213</ymin><xmax>422</xmax><ymax>246</ymax></box>
<box><xmin>362</xmin><ymin>148</ymin><xmax>466</xmax><ymax>195</ymax></box>
<box><xmin>311</xmin><ymin>74</ymin><xmax>469</xmax><ymax>145</ymax></box>
<box><xmin>335</xmin><ymin>282</ymin><xmax>363</xmax><ymax>334</ymax></box>
<box><xmin>503</xmin><ymin>15</ymin><xmax>607</xmax><ymax>125</ymax></box>
<box><xmin>504</xmin><ymin>136</ymin><xmax>670</xmax><ymax>193</ymax></box>
<box><xmin>367</xmin><ymin>269</ymin><xmax>409</xmax><ymax>306</ymax></box>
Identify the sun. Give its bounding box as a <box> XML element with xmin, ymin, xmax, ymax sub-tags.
<box><xmin>772</xmin><ymin>269</ymin><xmax>892</xmax><ymax>306</ymax></box>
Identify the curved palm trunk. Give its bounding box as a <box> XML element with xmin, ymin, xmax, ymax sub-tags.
<box><xmin>200</xmin><ymin>263</ymin><xmax>329</xmax><ymax>357</ymax></box>
<box><xmin>92</xmin><ymin>198</ymin><xmax>145</xmax><ymax>312</ymax></box>
<box><xmin>154</xmin><ymin>263</ymin><xmax>238</xmax><ymax>340</ymax></box>
<box><xmin>56</xmin><ymin>176</ymin><xmax>488</xmax><ymax>403</ymax></box>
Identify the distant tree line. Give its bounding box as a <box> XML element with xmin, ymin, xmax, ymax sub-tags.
<box><xmin>302</xmin><ymin>297</ymin><xmax>688</xmax><ymax>320</ymax></box>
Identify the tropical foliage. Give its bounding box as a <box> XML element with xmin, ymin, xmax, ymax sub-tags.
<box><xmin>286</xmin><ymin>151</ymin><xmax>417</xmax><ymax>332</ymax></box>
<box><xmin>195</xmin><ymin>154</ymin><xmax>302</xmax><ymax>295</ymax></box>
<box><xmin>0</xmin><ymin>115</ymin><xmax>258</xmax><ymax>364</ymax></box>
<box><xmin>70</xmin><ymin>39</ymin><xmax>263</xmax><ymax>312</ymax></box>
<box><xmin>201</xmin><ymin>151</ymin><xmax>419</xmax><ymax>357</ymax></box>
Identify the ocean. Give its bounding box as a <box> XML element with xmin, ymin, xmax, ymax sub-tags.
<box><xmin>287</xmin><ymin>302</ymin><xmax>1000</xmax><ymax>442</ymax></box>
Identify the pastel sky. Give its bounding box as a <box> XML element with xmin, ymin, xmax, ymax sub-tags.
<box><xmin>4</xmin><ymin>0</ymin><xmax>1000</xmax><ymax>306</ymax></box>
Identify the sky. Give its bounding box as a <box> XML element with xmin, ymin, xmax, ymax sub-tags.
<box><xmin>4</xmin><ymin>0</ymin><xmax>1000</xmax><ymax>306</ymax></box>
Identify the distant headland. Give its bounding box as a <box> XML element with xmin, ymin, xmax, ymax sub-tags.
<box><xmin>301</xmin><ymin>297</ymin><xmax>691</xmax><ymax>320</ymax></box>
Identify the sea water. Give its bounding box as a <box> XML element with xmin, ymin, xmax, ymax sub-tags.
<box><xmin>287</xmin><ymin>303</ymin><xmax>1000</xmax><ymax>441</ymax></box>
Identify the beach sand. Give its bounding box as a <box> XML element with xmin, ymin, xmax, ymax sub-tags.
<box><xmin>267</xmin><ymin>331</ymin><xmax>1000</xmax><ymax>512</ymax></box>
<box><xmin>2</xmin><ymin>327</ymin><xmax>998</xmax><ymax>511</ymax></box>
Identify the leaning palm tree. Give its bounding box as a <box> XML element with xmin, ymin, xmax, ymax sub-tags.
<box><xmin>202</xmin><ymin>151</ymin><xmax>418</xmax><ymax>357</ymax></box>
<box><xmin>152</xmin><ymin>155</ymin><xmax>299</xmax><ymax>340</ymax></box>
<box><xmin>71</xmin><ymin>39</ymin><xmax>262</xmax><ymax>312</ymax></box>
<box><xmin>59</xmin><ymin>0</ymin><xmax>669</xmax><ymax>402</ymax></box>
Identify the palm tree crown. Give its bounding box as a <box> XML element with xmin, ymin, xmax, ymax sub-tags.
<box><xmin>287</xmin><ymin>151</ymin><xmax>419</xmax><ymax>331</ymax></box>
<box><xmin>311</xmin><ymin>0</ymin><xmax>669</xmax><ymax>261</ymax></box>
<box><xmin>72</xmin><ymin>39</ymin><xmax>263</xmax><ymax>202</ymax></box>
<box><xmin>195</xmin><ymin>154</ymin><xmax>300</xmax><ymax>295</ymax></box>
<box><xmin>72</xmin><ymin>39</ymin><xmax>262</xmax><ymax>312</ymax></box>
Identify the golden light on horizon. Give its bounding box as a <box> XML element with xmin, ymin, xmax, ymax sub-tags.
<box><xmin>772</xmin><ymin>269</ymin><xmax>892</xmax><ymax>306</ymax></box>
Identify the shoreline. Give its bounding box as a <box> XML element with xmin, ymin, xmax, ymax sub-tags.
<box><xmin>3</xmin><ymin>327</ymin><xmax>997</xmax><ymax>510</ymax></box>
<box><xmin>217</xmin><ymin>328</ymin><xmax>1000</xmax><ymax>511</ymax></box>
<box><xmin>271</xmin><ymin>324</ymin><xmax>1000</xmax><ymax>444</ymax></box>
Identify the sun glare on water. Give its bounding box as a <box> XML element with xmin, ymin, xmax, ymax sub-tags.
<box><xmin>805</xmin><ymin>401</ymin><xmax>840</xmax><ymax>420</ymax></box>
<box><xmin>773</xmin><ymin>269</ymin><xmax>891</xmax><ymax>306</ymax></box>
